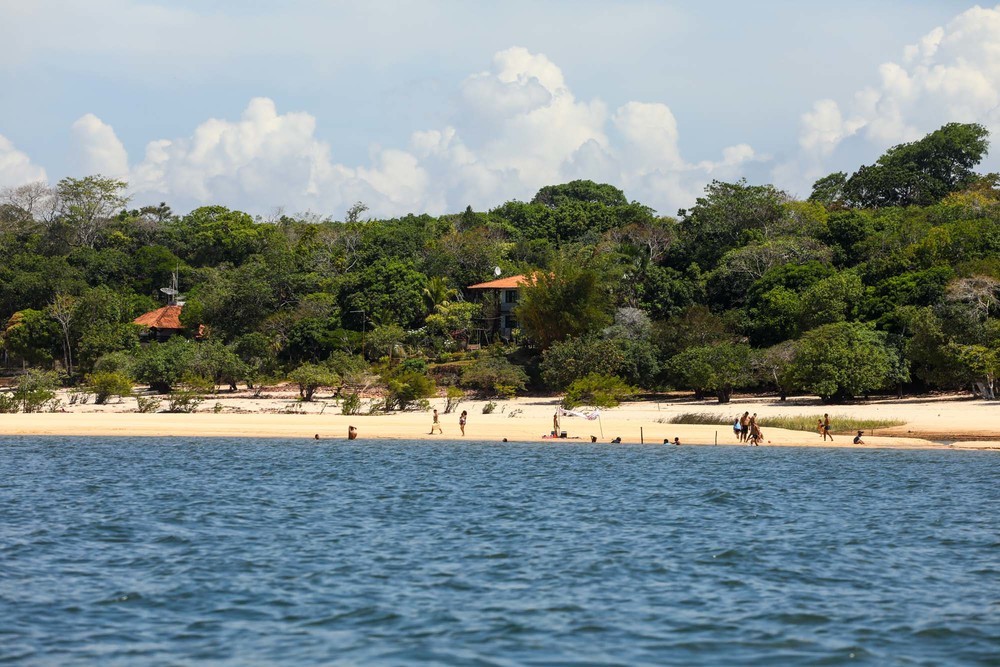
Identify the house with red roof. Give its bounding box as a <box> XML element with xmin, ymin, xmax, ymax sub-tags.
<box><xmin>467</xmin><ymin>274</ymin><xmax>533</xmax><ymax>340</ymax></box>
<box><xmin>132</xmin><ymin>305</ymin><xmax>185</xmax><ymax>342</ymax></box>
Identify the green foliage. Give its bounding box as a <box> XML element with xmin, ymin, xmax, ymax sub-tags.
<box><xmin>669</xmin><ymin>342</ymin><xmax>752</xmax><ymax>403</ymax></box>
<box><xmin>843</xmin><ymin>123</ymin><xmax>989</xmax><ymax>208</ymax></box>
<box><xmin>86</xmin><ymin>371</ymin><xmax>133</xmax><ymax>404</ymax></box>
<box><xmin>3</xmin><ymin>309</ymin><xmax>61</xmax><ymax>366</ymax></box>
<box><xmin>460</xmin><ymin>349</ymin><xmax>529</xmax><ymax>396</ymax></box>
<box><xmin>382</xmin><ymin>369</ymin><xmax>436</xmax><ymax>411</ymax></box>
<box><xmin>563</xmin><ymin>373</ymin><xmax>636</xmax><ymax>409</ymax></box>
<box><xmin>288</xmin><ymin>363</ymin><xmax>339</xmax><ymax>401</ymax></box>
<box><xmin>540</xmin><ymin>334</ymin><xmax>659</xmax><ymax>390</ymax></box>
<box><xmin>787</xmin><ymin>322</ymin><xmax>894</xmax><ymax>402</ymax></box>
<box><xmin>135</xmin><ymin>395</ymin><xmax>162</xmax><ymax>413</ymax></box>
<box><xmin>531</xmin><ymin>180</ymin><xmax>628</xmax><ymax>208</ymax></box>
<box><xmin>516</xmin><ymin>254</ymin><xmax>612</xmax><ymax>349</ymax></box>
<box><xmin>132</xmin><ymin>337</ymin><xmax>195</xmax><ymax>393</ymax></box>
<box><xmin>14</xmin><ymin>369</ymin><xmax>59</xmax><ymax>413</ymax></box>
<box><xmin>482</xmin><ymin>400</ymin><xmax>497</xmax><ymax>414</ymax></box>
<box><xmin>166</xmin><ymin>389</ymin><xmax>203</xmax><ymax>413</ymax></box>
<box><xmin>340</xmin><ymin>392</ymin><xmax>363</xmax><ymax>415</ymax></box>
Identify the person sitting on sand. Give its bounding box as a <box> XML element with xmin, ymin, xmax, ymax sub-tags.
<box><xmin>672</xmin><ymin>437</ymin><xmax>681</xmax><ymax>446</ymax></box>
<box><xmin>853</xmin><ymin>430</ymin><xmax>865</xmax><ymax>445</ymax></box>
<box><xmin>591</xmin><ymin>435</ymin><xmax>597</xmax><ymax>443</ymax></box>
<box><xmin>611</xmin><ymin>436</ymin><xmax>622</xmax><ymax>443</ymax></box>
<box><xmin>348</xmin><ymin>425</ymin><xmax>358</xmax><ymax>440</ymax></box>
<box><xmin>430</xmin><ymin>409</ymin><xmax>443</xmax><ymax>435</ymax></box>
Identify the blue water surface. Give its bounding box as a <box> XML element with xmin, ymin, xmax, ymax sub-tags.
<box><xmin>1</xmin><ymin>438</ymin><xmax>998</xmax><ymax>665</ymax></box>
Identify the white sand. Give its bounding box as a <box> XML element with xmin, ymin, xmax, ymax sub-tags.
<box><xmin>3</xmin><ymin>389</ymin><xmax>998</xmax><ymax>449</ymax></box>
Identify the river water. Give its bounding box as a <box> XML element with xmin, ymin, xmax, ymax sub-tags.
<box><xmin>1</xmin><ymin>438</ymin><xmax>997</xmax><ymax>665</ymax></box>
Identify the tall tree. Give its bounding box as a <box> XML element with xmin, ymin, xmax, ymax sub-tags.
<box><xmin>842</xmin><ymin>123</ymin><xmax>989</xmax><ymax>208</ymax></box>
<box><xmin>56</xmin><ymin>175</ymin><xmax>129</xmax><ymax>248</ymax></box>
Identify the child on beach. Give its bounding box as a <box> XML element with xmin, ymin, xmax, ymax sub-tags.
<box><xmin>430</xmin><ymin>409</ymin><xmax>443</xmax><ymax>435</ymax></box>
<box><xmin>853</xmin><ymin>430</ymin><xmax>865</xmax><ymax>445</ymax></box>
<box><xmin>733</xmin><ymin>418</ymin><xmax>742</xmax><ymax>440</ymax></box>
<box><xmin>823</xmin><ymin>414</ymin><xmax>833</xmax><ymax>441</ymax></box>
<box><xmin>459</xmin><ymin>410</ymin><xmax>467</xmax><ymax>436</ymax></box>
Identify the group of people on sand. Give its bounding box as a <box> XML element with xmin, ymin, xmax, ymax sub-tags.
<box><xmin>734</xmin><ymin>412</ymin><xmax>763</xmax><ymax>446</ymax></box>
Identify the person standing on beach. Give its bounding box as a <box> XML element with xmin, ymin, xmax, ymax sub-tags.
<box><xmin>430</xmin><ymin>409</ymin><xmax>443</xmax><ymax>435</ymax></box>
<box><xmin>459</xmin><ymin>410</ymin><xmax>467</xmax><ymax>436</ymax></box>
<box><xmin>823</xmin><ymin>413</ymin><xmax>833</xmax><ymax>441</ymax></box>
<box><xmin>739</xmin><ymin>412</ymin><xmax>750</xmax><ymax>443</ymax></box>
<box><xmin>817</xmin><ymin>419</ymin><xmax>824</xmax><ymax>439</ymax></box>
<box><xmin>553</xmin><ymin>410</ymin><xmax>560</xmax><ymax>436</ymax></box>
<box><xmin>733</xmin><ymin>417</ymin><xmax>742</xmax><ymax>441</ymax></box>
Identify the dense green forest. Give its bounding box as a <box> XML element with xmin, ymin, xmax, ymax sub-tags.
<box><xmin>2</xmin><ymin>122</ymin><xmax>999</xmax><ymax>410</ymax></box>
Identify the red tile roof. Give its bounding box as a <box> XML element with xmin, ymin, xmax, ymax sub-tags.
<box><xmin>467</xmin><ymin>274</ymin><xmax>532</xmax><ymax>289</ymax></box>
<box><xmin>133</xmin><ymin>305</ymin><xmax>184</xmax><ymax>330</ymax></box>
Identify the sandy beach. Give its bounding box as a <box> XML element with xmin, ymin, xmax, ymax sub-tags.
<box><xmin>2</xmin><ymin>389</ymin><xmax>998</xmax><ymax>450</ymax></box>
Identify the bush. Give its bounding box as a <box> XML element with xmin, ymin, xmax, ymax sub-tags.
<box><xmin>0</xmin><ymin>393</ymin><xmax>18</xmax><ymax>413</ymax></box>
<box><xmin>132</xmin><ymin>337</ymin><xmax>195</xmax><ymax>393</ymax></box>
<box><xmin>15</xmin><ymin>369</ymin><xmax>59</xmax><ymax>413</ymax></box>
<box><xmin>86</xmin><ymin>371</ymin><xmax>133</xmax><ymax>404</ymax></box>
<box><xmin>383</xmin><ymin>369</ymin><xmax>436</xmax><ymax>411</ymax></box>
<box><xmin>460</xmin><ymin>351</ymin><xmax>529</xmax><ymax>396</ymax></box>
<box><xmin>289</xmin><ymin>363</ymin><xmax>339</xmax><ymax>401</ymax></box>
<box><xmin>563</xmin><ymin>373</ymin><xmax>636</xmax><ymax>409</ymax></box>
<box><xmin>540</xmin><ymin>335</ymin><xmax>658</xmax><ymax>390</ymax></box>
<box><xmin>166</xmin><ymin>390</ymin><xmax>202</xmax><ymax>413</ymax></box>
<box><xmin>482</xmin><ymin>400</ymin><xmax>497</xmax><ymax>414</ymax></box>
<box><xmin>341</xmin><ymin>392</ymin><xmax>362</xmax><ymax>415</ymax></box>
<box><xmin>136</xmin><ymin>395</ymin><xmax>162</xmax><ymax>413</ymax></box>
<box><xmin>444</xmin><ymin>386</ymin><xmax>464</xmax><ymax>413</ymax></box>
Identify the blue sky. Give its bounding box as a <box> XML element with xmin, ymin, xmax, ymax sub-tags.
<box><xmin>0</xmin><ymin>1</ymin><xmax>995</xmax><ymax>218</ymax></box>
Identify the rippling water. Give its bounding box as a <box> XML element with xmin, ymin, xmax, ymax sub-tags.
<box><xmin>1</xmin><ymin>438</ymin><xmax>998</xmax><ymax>665</ymax></box>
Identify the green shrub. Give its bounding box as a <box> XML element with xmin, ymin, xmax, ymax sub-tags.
<box><xmin>166</xmin><ymin>390</ymin><xmax>202</xmax><ymax>413</ymax></box>
<box><xmin>383</xmin><ymin>369</ymin><xmax>435</xmax><ymax>411</ymax></box>
<box><xmin>341</xmin><ymin>392</ymin><xmax>362</xmax><ymax>415</ymax></box>
<box><xmin>444</xmin><ymin>386</ymin><xmax>464</xmax><ymax>413</ymax></box>
<box><xmin>0</xmin><ymin>393</ymin><xmax>18</xmax><ymax>413</ymax></box>
<box><xmin>135</xmin><ymin>395</ymin><xmax>161</xmax><ymax>413</ymax></box>
<box><xmin>15</xmin><ymin>369</ymin><xmax>59</xmax><ymax>413</ymax></box>
<box><xmin>460</xmin><ymin>351</ymin><xmax>528</xmax><ymax>396</ymax></box>
<box><xmin>289</xmin><ymin>363</ymin><xmax>339</xmax><ymax>401</ymax></box>
<box><xmin>563</xmin><ymin>373</ymin><xmax>636</xmax><ymax>409</ymax></box>
<box><xmin>482</xmin><ymin>401</ymin><xmax>497</xmax><ymax>414</ymax></box>
<box><xmin>86</xmin><ymin>371</ymin><xmax>133</xmax><ymax>404</ymax></box>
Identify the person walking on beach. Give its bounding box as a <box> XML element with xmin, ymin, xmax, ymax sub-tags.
<box><xmin>430</xmin><ymin>409</ymin><xmax>443</xmax><ymax>435</ymax></box>
<box><xmin>822</xmin><ymin>413</ymin><xmax>833</xmax><ymax>441</ymax></box>
<box><xmin>739</xmin><ymin>412</ymin><xmax>750</xmax><ymax>443</ymax></box>
<box><xmin>733</xmin><ymin>417</ymin><xmax>742</xmax><ymax>441</ymax></box>
<box><xmin>817</xmin><ymin>419</ymin><xmax>824</xmax><ymax>439</ymax></box>
<box><xmin>459</xmin><ymin>410</ymin><xmax>467</xmax><ymax>436</ymax></box>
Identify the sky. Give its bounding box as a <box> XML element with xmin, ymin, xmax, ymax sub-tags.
<box><xmin>0</xmin><ymin>0</ymin><xmax>997</xmax><ymax>219</ymax></box>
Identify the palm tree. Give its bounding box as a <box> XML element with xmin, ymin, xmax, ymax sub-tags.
<box><xmin>422</xmin><ymin>276</ymin><xmax>458</xmax><ymax>314</ymax></box>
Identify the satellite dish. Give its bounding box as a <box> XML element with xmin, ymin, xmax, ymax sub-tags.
<box><xmin>160</xmin><ymin>287</ymin><xmax>178</xmax><ymax>296</ymax></box>
<box><xmin>494</xmin><ymin>266</ymin><xmax>502</xmax><ymax>277</ymax></box>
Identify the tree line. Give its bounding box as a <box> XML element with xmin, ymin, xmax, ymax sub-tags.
<box><xmin>1</xmin><ymin>121</ymin><xmax>998</xmax><ymax>410</ymax></box>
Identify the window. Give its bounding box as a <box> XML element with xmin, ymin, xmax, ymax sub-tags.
<box><xmin>505</xmin><ymin>289</ymin><xmax>518</xmax><ymax>304</ymax></box>
<box><xmin>504</xmin><ymin>315</ymin><xmax>519</xmax><ymax>330</ymax></box>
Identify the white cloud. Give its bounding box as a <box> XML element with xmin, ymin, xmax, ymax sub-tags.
<box><xmin>779</xmin><ymin>4</ymin><xmax>1000</xmax><ymax>197</ymax></box>
<box><xmin>4</xmin><ymin>46</ymin><xmax>764</xmax><ymax>217</ymax></box>
<box><xmin>0</xmin><ymin>134</ymin><xmax>47</xmax><ymax>188</ymax></box>
<box><xmin>797</xmin><ymin>4</ymin><xmax>1000</xmax><ymax>157</ymax></box>
<box><xmin>71</xmin><ymin>113</ymin><xmax>129</xmax><ymax>178</ymax></box>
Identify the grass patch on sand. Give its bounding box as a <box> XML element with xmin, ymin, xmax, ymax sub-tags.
<box><xmin>665</xmin><ymin>412</ymin><xmax>905</xmax><ymax>433</ymax></box>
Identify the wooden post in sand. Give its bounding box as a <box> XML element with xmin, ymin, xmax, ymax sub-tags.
<box><xmin>640</xmin><ymin>427</ymin><xmax>644</xmax><ymax>444</ymax></box>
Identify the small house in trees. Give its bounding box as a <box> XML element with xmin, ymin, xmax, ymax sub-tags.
<box><xmin>133</xmin><ymin>305</ymin><xmax>185</xmax><ymax>342</ymax></box>
<box><xmin>467</xmin><ymin>274</ymin><xmax>532</xmax><ymax>341</ymax></box>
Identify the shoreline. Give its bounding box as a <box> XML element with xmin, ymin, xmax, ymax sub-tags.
<box><xmin>3</xmin><ymin>391</ymin><xmax>999</xmax><ymax>450</ymax></box>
